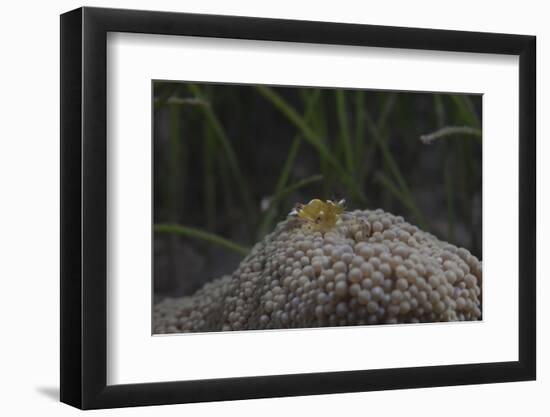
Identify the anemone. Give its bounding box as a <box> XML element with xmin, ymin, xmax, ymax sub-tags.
<box><xmin>154</xmin><ymin>208</ymin><xmax>482</xmax><ymax>333</ymax></box>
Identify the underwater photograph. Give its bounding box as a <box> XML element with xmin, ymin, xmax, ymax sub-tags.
<box><xmin>152</xmin><ymin>81</ymin><xmax>482</xmax><ymax>334</ymax></box>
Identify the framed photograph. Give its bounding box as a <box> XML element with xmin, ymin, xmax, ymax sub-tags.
<box><xmin>60</xmin><ymin>6</ymin><xmax>536</xmax><ymax>409</ymax></box>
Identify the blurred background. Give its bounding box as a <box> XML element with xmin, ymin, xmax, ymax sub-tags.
<box><xmin>153</xmin><ymin>82</ymin><xmax>482</xmax><ymax>301</ymax></box>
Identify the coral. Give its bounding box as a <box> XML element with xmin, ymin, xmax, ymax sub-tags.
<box><xmin>154</xmin><ymin>208</ymin><xmax>482</xmax><ymax>333</ymax></box>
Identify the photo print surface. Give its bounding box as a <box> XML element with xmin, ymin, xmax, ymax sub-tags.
<box><xmin>152</xmin><ymin>82</ymin><xmax>482</xmax><ymax>334</ymax></box>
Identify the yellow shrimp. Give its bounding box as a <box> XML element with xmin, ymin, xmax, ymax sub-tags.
<box><xmin>288</xmin><ymin>199</ymin><xmax>345</xmax><ymax>232</ymax></box>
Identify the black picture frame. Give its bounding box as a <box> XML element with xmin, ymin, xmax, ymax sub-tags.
<box><xmin>60</xmin><ymin>6</ymin><xmax>536</xmax><ymax>410</ymax></box>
